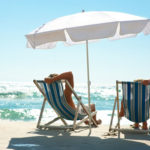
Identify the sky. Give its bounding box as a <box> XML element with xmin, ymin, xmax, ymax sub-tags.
<box><xmin>0</xmin><ymin>0</ymin><xmax>150</xmax><ymax>85</ymax></box>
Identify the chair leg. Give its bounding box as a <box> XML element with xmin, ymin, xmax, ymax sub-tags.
<box><xmin>45</xmin><ymin>117</ymin><xmax>61</xmax><ymax>126</ymax></box>
<box><xmin>117</xmin><ymin>98</ymin><xmax>120</xmax><ymax>138</ymax></box>
<box><xmin>51</xmin><ymin>109</ymin><xmax>68</xmax><ymax>126</ymax></box>
<box><xmin>37</xmin><ymin>98</ymin><xmax>46</xmax><ymax>128</ymax></box>
<box><xmin>109</xmin><ymin>97</ymin><xmax>117</xmax><ymax>131</ymax></box>
<box><xmin>59</xmin><ymin>116</ymin><xmax>68</xmax><ymax>126</ymax></box>
<box><xmin>73</xmin><ymin>102</ymin><xmax>80</xmax><ymax>129</ymax></box>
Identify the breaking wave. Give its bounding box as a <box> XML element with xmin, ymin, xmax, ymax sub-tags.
<box><xmin>0</xmin><ymin>81</ymin><xmax>117</xmax><ymax>100</ymax></box>
<box><xmin>0</xmin><ymin>81</ymin><xmax>123</xmax><ymax>122</ymax></box>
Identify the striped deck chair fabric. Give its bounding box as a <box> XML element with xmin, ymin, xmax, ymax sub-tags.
<box><xmin>37</xmin><ymin>80</ymin><xmax>86</xmax><ymax>120</ymax></box>
<box><xmin>122</xmin><ymin>82</ymin><xmax>150</xmax><ymax>123</ymax></box>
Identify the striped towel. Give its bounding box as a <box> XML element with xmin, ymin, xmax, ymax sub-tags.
<box><xmin>122</xmin><ymin>82</ymin><xmax>150</xmax><ymax>123</ymax></box>
<box><xmin>37</xmin><ymin>80</ymin><xmax>85</xmax><ymax>120</ymax></box>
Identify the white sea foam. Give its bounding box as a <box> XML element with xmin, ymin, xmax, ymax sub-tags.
<box><xmin>1</xmin><ymin>108</ymin><xmax>150</xmax><ymax>126</ymax></box>
<box><xmin>0</xmin><ymin>82</ymin><xmax>123</xmax><ymax>123</ymax></box>
<box><xmin>75</xmin><ymin>84</ymin><xmax>116</xmax><ymax>100</ymax></box>
<box><xmin>0</xmin><ymin>81</ymin><xmax>117</xmax><ymax>100</ymax></box>
<box><xmin>9</xmin><ymin>109</ymin><xmax>132</xmax><ymax>125</ymax></box>
<box><xmin>36</xmin><ymin>109</ymin><xmax>150</xmax><ymax>126</ymax></box>
<box><xmin>0</xmin><ymin>81</ymin><xmax>40</xmax><ymax>99</ymax></box>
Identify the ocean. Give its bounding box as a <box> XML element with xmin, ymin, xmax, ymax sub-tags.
<box><xmin>0</xmin><ymin>81</ymin><xmax>124</xmax><ymax>125</ymax></box>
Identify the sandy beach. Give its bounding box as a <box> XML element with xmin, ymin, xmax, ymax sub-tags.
<box><xmin>0</xmin><ymin>120</ymin><xmax>150</xmax><ymax>150</ymax></box>
<box><xmin>1</xmin><ymin>0</ymin><xmax>150</xmax><ymax>149</ymax></box>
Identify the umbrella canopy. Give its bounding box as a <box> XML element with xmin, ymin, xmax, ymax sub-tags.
<box><xmin>26</xmin><ymin>11</ymin><xmax>150</xmax><ymax>49</ymax></box>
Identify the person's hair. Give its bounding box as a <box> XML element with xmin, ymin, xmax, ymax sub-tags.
<box><xmin>134</xmin><ymin>79</ymin><xmax>143</xmax><ymax>82</ymax></box>
<box><xmin>48</xmin><ymin>73</ymin><xmax>58</xmax><ymax>78</ymax></box>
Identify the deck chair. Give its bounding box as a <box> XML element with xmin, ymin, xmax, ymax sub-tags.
<box><xmin>33</xmin><ymin>79</ymin><xmax>98</xmax><ymax>130</ymax></box>
<box><xmin>109</xmin><ymin>81</ymin><xmax>150</xmax><ymax>136</ymax></box>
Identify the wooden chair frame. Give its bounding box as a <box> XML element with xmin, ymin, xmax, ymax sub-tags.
<box><xmin>109</xmin><ymin>81</ymin><xmax>150</xmax><ymax>138</ymax></box>
<box><xmin>33</xmin><ymin>79</ymin><xmax>97</xmax><ymax>130</ymax></box>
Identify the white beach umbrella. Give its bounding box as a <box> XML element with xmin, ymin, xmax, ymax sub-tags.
<box><xmin>26</xmin><ymin>11</ymin><xmax>150</xmax><ymax>133</ymax></box>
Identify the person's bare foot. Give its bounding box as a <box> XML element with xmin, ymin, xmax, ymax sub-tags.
<box><xmin>96</xmin><ymin>119</ymin><xmax>102</xmax><ymax>125</ymax></box>
<box><xmin>142</xmin><ymin>122</ymin><xmax>148</xmax><ymax>130</ymax></box>
<box><xmin>119</xmin><ymin>111</ymin><xmax>124</xmax><ymax>117</ymax></box>
<box><xmin>142</xmin><ymin>125</ymin><xmax>148</xmax><ymax>130</ymax></box>
<box><xmin>84</xmin><ymin>119</ymin><xmax>102</xmax><ymax>125</ymax></box>
<box><xmin>84</xmin><ymin>120</ymin><xmax>89</xmax><ymax>125</ymax></box>
<box><xmin>131</xmin><ymin>123</ymin><xmax>139</xmax><ymax>129</ymax></box>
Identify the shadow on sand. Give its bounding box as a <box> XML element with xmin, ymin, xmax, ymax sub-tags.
<box><xmin>7</xmin><ymin>129</ymin><xmax>150</xmax><ymax>150</ymax></box>
<box><xmin>122</xmin><ymin>131</ymin><xmax>150</xmax><ymax>141</ymax></box>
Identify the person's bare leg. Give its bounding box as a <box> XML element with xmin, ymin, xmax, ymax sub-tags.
<box><xmin>142</xmin><ymin>121</ymin><xmax>148</xmax><ymax>130</ymax></box>
<box><xmin>119</xmin><ymin>100</ymin><xmax>124</xmax><ymax>117</ymax></box>
<box><xmin>90</xmin><ymin>104</ymin><xmax>101</xmax><ymax>124</ymax></box>
<box><xmin>132</xmin><ymin>122</ymin><xmax>139</xmax><ymax>129</ymax></box>
<box><xmin>84</xmin><ymin>104</ymin><xmax>102</xmax><ymax>125</ymax></box>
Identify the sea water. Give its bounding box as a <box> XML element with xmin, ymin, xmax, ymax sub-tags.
<box><xmin>0</xmin><ymin>81</ymin><xmax>130</xmax><ymax>125</ymax></box>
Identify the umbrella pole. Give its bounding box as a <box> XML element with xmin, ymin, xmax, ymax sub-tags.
<box><xmin>86</xmin><ymin>40</ymin><xmax>92</xmax><ymax>135</ymax></box>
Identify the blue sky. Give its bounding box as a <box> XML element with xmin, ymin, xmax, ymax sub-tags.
<box><xmin>0</xmin><ymin>0</ymin><xmax>150</xmax><ymax>85</ymax></box>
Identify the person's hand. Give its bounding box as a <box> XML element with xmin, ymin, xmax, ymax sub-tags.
<box><xmin>44</xmin><ymin>77</ymin><xmax>54</xmax><ymax>84</ymax></box>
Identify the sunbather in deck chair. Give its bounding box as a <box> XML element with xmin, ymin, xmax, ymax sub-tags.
<box><xmin>34</xmin><ymin>72</ymin><xmax>101</xmax><ymax>130</ymax></box>
<box><xmin>109</xmin><ymin>80</ymin><xmax>150</xmax><ymax>136</ymax></box>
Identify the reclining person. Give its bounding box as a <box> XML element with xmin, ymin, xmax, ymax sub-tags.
<box><xmin>119</xmin><ymin>79</ymin><xmax>150</xmax><ymax>130</ymax></box>
<box><xmin>44</xmin><ymin>71</ymin><xmax>102</xmax><ymax>125</ymax></box>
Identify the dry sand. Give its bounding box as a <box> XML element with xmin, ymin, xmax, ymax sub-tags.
<box><xmin>0</xmin><ymin>120</ymin><xmax>150</xmax><ymax>150</ymax></box>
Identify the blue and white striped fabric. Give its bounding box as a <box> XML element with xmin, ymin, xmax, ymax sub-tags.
<box><xmin>37</xmin><ymin>80</ymin><xmax>85</xmax><ymax>120</ymax></box>
<box><xmin>122</xmin><ymin>82</ymin><xmax>150</xmax><ymax>123</ymax></box>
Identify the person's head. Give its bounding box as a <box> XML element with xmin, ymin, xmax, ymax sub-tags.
<box><xmin>48</xmin><ymin>73</ymin><xmax>58</xmax><ymax>78</ymax></box>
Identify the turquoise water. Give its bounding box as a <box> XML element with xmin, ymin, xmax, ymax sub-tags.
<box><xmin>0</xmin><ymin>82</ymin><xmax>121</xmax><ymax>121</ymax></box>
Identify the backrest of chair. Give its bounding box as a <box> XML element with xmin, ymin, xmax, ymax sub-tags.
<box><xmin>36</xmin><ymin>80</ymin><xmax>85</xmax><ymax>120</ymax></box>
<box><xmin>122</xmin><ymin>82</ymin><xmax>150</xmax><ymax>123</ymax></box>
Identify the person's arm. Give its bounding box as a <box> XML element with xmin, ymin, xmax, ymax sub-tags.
<box><xmin>44</xmin><ymin>72</ymin><xmax>74</xmax><ymax>88</ymax></box>
<box><xmin>142</xmin><ymin>80</ymin><xmax>150</xmax><ymax>86</ymax></box>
